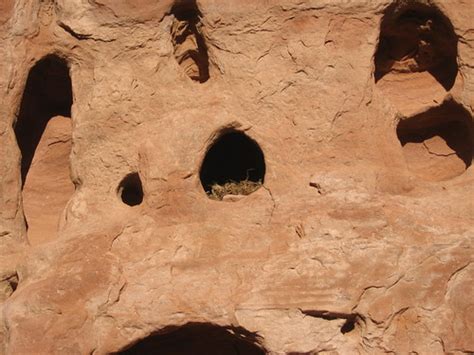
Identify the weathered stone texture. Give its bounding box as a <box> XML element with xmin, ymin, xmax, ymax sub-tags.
<box><xmin>0</xmin><ymin>0</ymin><xmax>473</xmax><ymax>354</ymax></box>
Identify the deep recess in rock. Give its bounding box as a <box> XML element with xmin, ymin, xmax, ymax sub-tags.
<box><xmin>9</xmin><ymin>275</ymin><xmax>18</xmax><ymax>292</ymax></box>
<box><xmin>397</xmin><ymin>101</ymin><xmax>473</xmax><ymax>181</ymax></box>
<box><xmin>200</xmin><ymin>131</ymin><xmax>266</xmax><ymax>198</ymax></box>
<box><xmin>171</xmin><ymin>0</ymin><xmax>209</xmax><ymax>83</ymax></box>
<box><xmin>116</xmin><ymin>323</ymin><xmax>266</xmax><ymax>355</ymax></box>
<box><xmin>8</xmin><ymin>273</ymin><xmax>18</xmax><ymax>293</ymax></box>
<box><xmin>374</xmin><ymin>1</ymin><xmax>458</xmax><ymax>90</ymax></box>
<box><xmin>14</xmin><ymin>54</ymin><xmax>73</xmax><ymax>185</ymax></box>
<box><xmin>0</xmin><ymin>273</ymin><xmax>19</xmax><ymax>302</ymax></box>
<box><xmin>118</xmin><ymin>173</ymin><xmax>144</xmax><ymax>206</ymax></box>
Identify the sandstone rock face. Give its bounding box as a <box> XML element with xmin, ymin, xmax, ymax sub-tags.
<box><xmin>0</xmin><ymin>0</ymin><xmax>473</xmax><ymax>354</ymax></box>
<box><xmin>22</xmin><ymin>115</ymin><xmax>74</xmax><ymax>246</ymax></box>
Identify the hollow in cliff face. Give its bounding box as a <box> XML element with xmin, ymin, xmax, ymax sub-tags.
<box><xmin>14</xmin><ymin>55</ymin><xmax>74</xmax><ymax>245</ymax></box>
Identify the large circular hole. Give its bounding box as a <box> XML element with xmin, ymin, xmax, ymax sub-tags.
<box><xmin>118</xmin><ymin>173</ymin><xmax>143</xmax><ymax>206</ymax></box>
<box><xmin>116</xmin><ymin>323</ymin><xmax>266</xmax><ymax>355</ymax></box>
<box><xmin>200</xmin><ymin>131</ymin><xmax>266</xmax><ymax>200</ymax></box>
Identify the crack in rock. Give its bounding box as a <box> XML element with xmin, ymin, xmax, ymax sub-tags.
<box><xmin>422</xmin><ymin>141</ymin><xmax>456</xmax><ymax>157</ymax></box>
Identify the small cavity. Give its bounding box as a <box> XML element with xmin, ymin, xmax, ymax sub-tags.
<box><xmin>116</xmin><ymin>323</ymin><xmax>266</xmax><ymax>355</ymax></box>
<box><xmin>0</xmin><ymin>273</ymin><xmax>19</xmax><ymax>302</ymax></box>
<box><xmin>374</xmin><ymin>1</ymin><xmax>458</xmax><ymax>90</ymax></box>
<box><xmin>118</xmin><ymin>173</ymin><xmax>144</xmax><ymax>206</ymax></box>
<box><xmin>397</xmin><ymin>101</ymin><xmax>473</xmax><ymax>181</ymax></box>
<box><xmin>340</xmin><ymin>317</ymin><xmax>356</xmax><ymax>334</ymax></box>
<box><xmin>200</xmin><ymin>131</ymin><xmax>266</xmax><ymax>200</ymax></box>
<box><xmin>9</xmin><ymin>274</ymin><xmax>18</xmax><ymax>292</ymax></box>
<box><xmin>302</xmin><ymin>310</ymin><xmax>358</xmax><ymax>335</ymax></box>
<box><xmin>171</xmin><ymin>0</ymin><xmax>210</xmax><ymax>83</ymax></box>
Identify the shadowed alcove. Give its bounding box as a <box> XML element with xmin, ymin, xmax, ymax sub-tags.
<box><xmin>15</xmin><ymin>55</ymin><xmax>73</xmax><ymax>183</ymax></box>
<box><xmin>116</xmin><ymin>323</ymin><xmax>266</xmax><ymax>355</ymax></box>
<box><xmin>397</xmin><ymin>101</ymin><xmax>473</xmax><ymax>181</ymax></box>
<box><xmin>374</xmin><ymin>1</ymin><xmax>458</xmax><ymax>90</ymax></box>
<box><xmin>200</xmin><ymin>131</ymin><xmax>266</xmax><ymax>200</ymax></box>
<box><xmin>118</xmin><ymin>172</ymin><xmax>144</xmax><ymax>206</ymax></box>
<box><xmin>170</xmin><ymin>0</ymin><xmax>210</xmax><ymax>83</ymax></box>
<box><xmin>14</xmin><ymin>54</ymin><xmax>74</xmax><ymax>245</ymax></box>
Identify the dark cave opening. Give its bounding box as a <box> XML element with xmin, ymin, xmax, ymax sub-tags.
<box><xmin>396</xmin><ymin>101</ymin><xmax>473</xmax><ymax>181</ymax></box>
<box><xmin>116</xmin><ymin>323</ymin><xmax>266</xmax><ymax>355</ymax></box>
<box><xmin>200</xmin><ymin>131</ymin><xmax>266</xmax><ymax>199</ymax></box>
<box><xmin>14</xmin><ymin>54</ymin><xmax>73</xmax><ymax>186</ymax></box>
<box><xmin>118</xmin><ymin>173</ymin><xmax>144</xmax><ymax>207</ymax></box>
<box><xmin>374</xmin><ymin>1</ymin><xmax>458</xmax><ymax>90</ymax></box>
<box><xmin>397</xmin><ymin>102</ymin><xmax>473</xmax><ymax>169</ymax></box>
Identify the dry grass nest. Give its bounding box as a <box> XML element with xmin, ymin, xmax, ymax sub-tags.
<box><xmin>208</xmin><ymin>179</ymin><xmax>262</xmax><ymax>200</ymax></box>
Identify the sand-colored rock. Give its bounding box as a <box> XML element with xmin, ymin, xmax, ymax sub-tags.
<box><xmin>22</xmin><ymin>116</ymin><xmax>74</xmax><ymax>246</ymax></box>
<box><xmin>0</xmin><ymin>0</ymin><xmax>473</xmax><ymax>354</ymax></box>
<box><xmin>0</xmin><ymin>0</ymin><xmax>15</xmax><ymax>26</ymax></box>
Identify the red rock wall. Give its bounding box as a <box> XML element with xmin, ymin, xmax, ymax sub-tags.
<box><xmin>0</xmin><ymin>0</ymin><xmax>473</xmax><ymax>354</ymax></box>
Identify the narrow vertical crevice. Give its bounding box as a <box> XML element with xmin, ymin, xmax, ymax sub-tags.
<box><xmin>15</xmin><ymin>55</ymin><xmax>73</xmax><ymax>185</ymax></box>
<box><xmin>171</xmin><ymin>0</ymin><xmax>210</xmax><ymax>83</ymax></box>
<box><xmin>14</xmin><ymin>54</ymin><xmax>74</xmax><ymax>245</ymax></box>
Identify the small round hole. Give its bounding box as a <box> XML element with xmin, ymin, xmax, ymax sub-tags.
<box><xmin>118</xmin><ymin>173</ymin><xmax>143</xmax><ymax>206</ymax></box>
<box><xmin>200</xmin><ymin>131</ymin><xmax>266</xmax><ymax>200</ymax></box>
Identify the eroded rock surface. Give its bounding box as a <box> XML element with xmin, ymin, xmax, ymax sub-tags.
<box><xmin>22</xmin><ymin>115</ymin><xmax>74</xmax><ymax>245</ymax></box>
<box><xmin>0</xmin><ymin>0</ymin><xmax>473</xmax><ymax>354</ymax></box>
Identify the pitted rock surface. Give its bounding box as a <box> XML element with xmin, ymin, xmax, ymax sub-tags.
<box><xmin>0</xmin><ymin>0</ymin><xmax>473</xmax><ymax>354</ymax></box>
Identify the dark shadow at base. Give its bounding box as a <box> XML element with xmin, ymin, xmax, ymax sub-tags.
<box><xmin>116</xmin><ymin>323</ymin><xmax>266</xmax><ymax>355</ymax></box>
